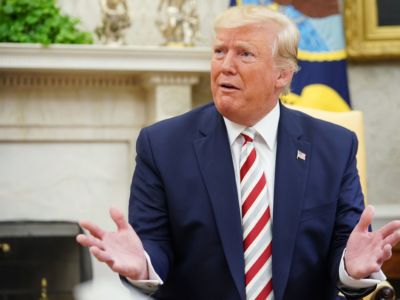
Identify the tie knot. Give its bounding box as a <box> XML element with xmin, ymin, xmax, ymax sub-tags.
<box><xmin>241</xmin><ymin>127</ymin><xmax>256</xmax><ymax>143</ymax></box>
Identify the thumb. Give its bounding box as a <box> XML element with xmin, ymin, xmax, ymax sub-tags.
<box><xmin>109</xmin><ymin>206</ymin><xmax>129</xmax><ymax>231</ymax></box>
<box><xmin>355</xmin><ymin>205</ymin><xmax>375</xmax><ymax>233</ymax></box>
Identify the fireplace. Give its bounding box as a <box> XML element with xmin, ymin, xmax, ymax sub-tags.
<box><xmin>0</xmin><ymin>221</ymin><xmax>92</xmax><ymax>300</ymax></box>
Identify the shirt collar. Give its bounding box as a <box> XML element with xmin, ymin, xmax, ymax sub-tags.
<box><xmin>223</xmin><ymin>102</ymin><xmax>280</xmax><ymax>150</ymax></box>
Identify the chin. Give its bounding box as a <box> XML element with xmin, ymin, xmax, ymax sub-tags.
<box><xmin>214</xmin><ymin>97</ymin><xmax>235</xmax><ymax>116</ymax></box>
<box><xmin>215</xmin><ymin>104</ymin><xmax>245</xmax><ymax>125</ymax></box>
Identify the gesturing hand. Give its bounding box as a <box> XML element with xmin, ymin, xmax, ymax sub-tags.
<box><xmin>76</xmin><ymin>206</ymin><xmax>148</xmax><ymax>280</ymax></box>
<box><xmin>345</xmin><ymin>205</ymin><xmax>400</xmax><ymax>279</ymax></box>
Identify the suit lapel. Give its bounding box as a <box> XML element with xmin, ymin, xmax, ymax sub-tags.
<box><xmin>193</xmin><ymin>107</ymin><xmax>246</xmax><ymax>300</ymax></box>
<box><xmin>272</xmin><ymin>104</ymin><xmax>311</xmax><ymax>300</ymax></box>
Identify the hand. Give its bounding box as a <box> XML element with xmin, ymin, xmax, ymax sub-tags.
<box><xmin>76</xmin><ymin>206</ymin><xmax>148</xmax><ymax>280</ymax></box>
<box><xmin>345</xmin><ymin>205</ymin><xmax>400</xmax><ymax>279</ymax></box>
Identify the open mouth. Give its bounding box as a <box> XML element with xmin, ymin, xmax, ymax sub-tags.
<box><xmin>220</xmin><ymin>83</ymin><xmax>239</xmax><ymax>90</ymax></box>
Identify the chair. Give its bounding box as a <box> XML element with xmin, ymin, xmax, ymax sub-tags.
<box><xmin>285</xmin><ymin>105</ymin><xmax>396</xmax><ymax>300</ymax></box>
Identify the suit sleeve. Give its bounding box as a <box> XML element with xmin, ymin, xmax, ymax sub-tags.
<box><xmin>128</xmin><ymin>128</ymin><xmax>173</xmax><ymax>282</ymax></box>
<box><xmin>329</xmin><ymin>132</ymin><xmax>376</xmax><ymax>297</ymax></box>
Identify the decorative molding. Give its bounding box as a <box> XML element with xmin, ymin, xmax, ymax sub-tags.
<box><xmin>143</xmin><ymin>73</ymin><xmax>200</xmax><ymax>86</ymax></box>
<box><xmin>0</xmin><ymin>43</ymin><xmax>211</xmax><ymax>73</ymax></box>
<box><xmin>0</xmin><ymin>126</ymin><xmax>139</xmax><ymax>142</ymax></box>
<box><xmin>159</xmin><ymin>96</ymin><xmax>191</xmax><ymax>118</ymax></box>
<box><xmin>0</xmin><ymin>72</ymin><xmax>138</xmax><ymax>89</ymax></box>
<box><xmin>143</xmin><ymin>73</ymin><xmax>197</xmax><ymax>123</ymax></box>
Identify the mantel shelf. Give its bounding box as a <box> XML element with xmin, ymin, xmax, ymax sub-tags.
<box><xmin>0</xmin><ymin>43</ymin><xmax>211</xmax><ymax>73</ymax></box>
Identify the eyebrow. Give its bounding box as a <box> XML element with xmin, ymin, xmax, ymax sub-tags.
<box><xmin>235</xmin><ymin>42</ymin><xmax>257</xmax><ymax>52</ymax></box>
<box><xmin>213</xmin><ymin>39</ymin><xmax>257</xmax><ymax>51</ymax></box>
<box><xmin>212</xmin><ymin>40</ymin><xmax>224</xmax><ymax>48</ymax></box>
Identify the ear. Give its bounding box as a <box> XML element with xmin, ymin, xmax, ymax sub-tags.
<box><xmin>275</xmin><ymin>68</ymin><xmax>294</xmax><ymax>89</ymax></box>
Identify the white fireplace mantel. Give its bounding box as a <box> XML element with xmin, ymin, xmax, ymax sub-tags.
<box><xmin>0</xmin><ymin>43</ymin><xmax>212</xmax><ymax>124</ymax></box>
<box><xmin>0</xmin><ymin>43</ymin><xmax>211</xmax><ymax>73</ymax></box>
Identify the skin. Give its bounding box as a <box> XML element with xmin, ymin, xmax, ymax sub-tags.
<box><xmin>76</xmin><ymin>22</ymin><xmax>400</xmax><ymax>283</ymax></box>
<box><xmin>211</xmin><ymin>23</ymin><xmax>292</xmax><ymax>126</ymax></box>
<box><xmin>345</xmin><ymin>205</ymin><xmax>400</xmax><ymax>279</ymax></box>
<box><xmin>76</xmin><ymin>207</ymin><xmax>148</xmax><ymax>280</ymax></box>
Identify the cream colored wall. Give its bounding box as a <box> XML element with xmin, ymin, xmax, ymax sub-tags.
<box><xmin>348</xmin><ymin>63</ymin><xmax>400</xmax><ymax>206</ymax></box>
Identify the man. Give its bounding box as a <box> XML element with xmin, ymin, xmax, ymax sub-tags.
<box><xmin>77</xmin><ymin>6</ymin><xmax>400</xmax><ymax>300</ymax></box>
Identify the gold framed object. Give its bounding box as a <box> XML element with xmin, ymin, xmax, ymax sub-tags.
<box><xmin>344</xmin><ymin>0</ymin><xmax>400</xmax><ymax>61</ymax></box>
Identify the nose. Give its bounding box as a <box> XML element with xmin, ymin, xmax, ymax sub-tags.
<box><xmin>220</xmin><ymin>51</ymin><xmax>237</xmax><ymax>75</ymax></box>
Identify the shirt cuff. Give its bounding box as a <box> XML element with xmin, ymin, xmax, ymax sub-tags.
<box><xmin>126</xmin><ymin>251</ymin><xmax>163</xmax><ymax>293</ymax></box>
<box><xmin>339</xmin><ymin>249</ymin><xmax>386</xmax><ymax>288</ymax></box>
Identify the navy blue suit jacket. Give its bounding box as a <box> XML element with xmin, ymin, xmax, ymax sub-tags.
<box><xmin>129</xmin><ymin>103</ymin><xmax>365</xmax><ymax>300</ymax></box>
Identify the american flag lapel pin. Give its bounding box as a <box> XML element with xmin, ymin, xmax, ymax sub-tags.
<box><xmin>297</xmin><ymin>150</ymin><xmax>306</xmax><ymax>161</ymax></box>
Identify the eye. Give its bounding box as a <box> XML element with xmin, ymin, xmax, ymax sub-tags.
<box><xmin>213</xmin><ymin>47</ymin><xmax>225</xmax><ymax>59</ymax></box>
<box><xmin>240</xmin><ymin>51</ymin><xmax>254</xmax><ymax>59</ymax></box>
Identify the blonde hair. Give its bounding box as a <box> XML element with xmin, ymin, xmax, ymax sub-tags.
<box><xmin>214</xmin><ymin>5</ymin><xmax>299</xmax><ymax>95</ymax></box>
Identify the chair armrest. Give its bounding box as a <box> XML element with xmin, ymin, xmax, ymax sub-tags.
<box><xmin>363</xmin><ymin>281</ymin><xmax>395</xmax><ymax>300</ymax></box>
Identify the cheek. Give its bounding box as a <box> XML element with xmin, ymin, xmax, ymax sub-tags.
<box><xmin>210</xmin><ymin>64</ymin><xmax>219</xmax><ymax>90</ymax></box>
<box><xmin>254</xmin><ymin>72</ymin><xmax>275</xmax><ymax>90</ymax></box>
<box><xmin>210</xmin><ymin>60</ymin><xmax>219</xmax><ymax>77</ymax></box>
<box><xmin>243</xmin><ymin>73</ymin><xmax>276</xmax><ymax>103</ymax></box>
<box><xmin>244</xmin><ymin>72</ymin><xmax>266</xmax><ymax>92</ymax></box>
<box><xmin>210</xmin><ymin>76</ymin><xmax>218</xmax><ymax>97</ymax></box>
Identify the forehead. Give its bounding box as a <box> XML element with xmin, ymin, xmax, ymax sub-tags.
<box><xmin>213</xmin><ymin>23</ymin><xmax>277</xmax><ymax>46</ymax></box>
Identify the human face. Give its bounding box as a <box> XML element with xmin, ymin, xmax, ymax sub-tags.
<box><xmin>211</xmin><ymin>23</ymin><xmax>290</xmax><ymax>126</ymax></box>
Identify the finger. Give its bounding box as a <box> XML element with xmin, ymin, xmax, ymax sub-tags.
<box><xmin>76</xmin><ymin>234</ymin><xmax>104</xmax><ymax>249</ymax></box>
<box><xmin>79</xmin><ymin>220</ymin><xmax>105</xmax><ymax>239</ymax></box>
<box><xmin>355</xmin><ymin>205</ymin><xmax>375</xmax><ymax>233</ymax></box>
<box><xmin>90</xmin><ymin>246</ymin><xmax>113</xmax><ymax>264</ymax></box>
<box><xmin>379</xmin><ymin>221</ymin><xmax>400</xmax><ymax>240</ymax></box>
<box><xmin>371</xmin><ymin>263</ymin><xmax>381</xmax><ymax>274</ymax></box>
<box><xmin>110</xmin><ymin>206</ymin><xmax>129</xmax><ymax>231</ymax></box>
<box><xmin>383</xmin><ymin>228</ymin><xmax>400</xmax><ymax>247</ymax></box>
<box><xmin>381</xmin><ymin>244</ymin><xmax>393</xmax><ymax>262</ymax></box>
<box><xmin>377</xmin><ymin>244</ymin><xmax>392</xmax><ymax>266</ymax></box>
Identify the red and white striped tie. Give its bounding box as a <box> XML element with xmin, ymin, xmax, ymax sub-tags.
<box><xmin>240</xmin><ymin>128</ymin><xmax>273</xmax><ymax>300</ymax></box>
